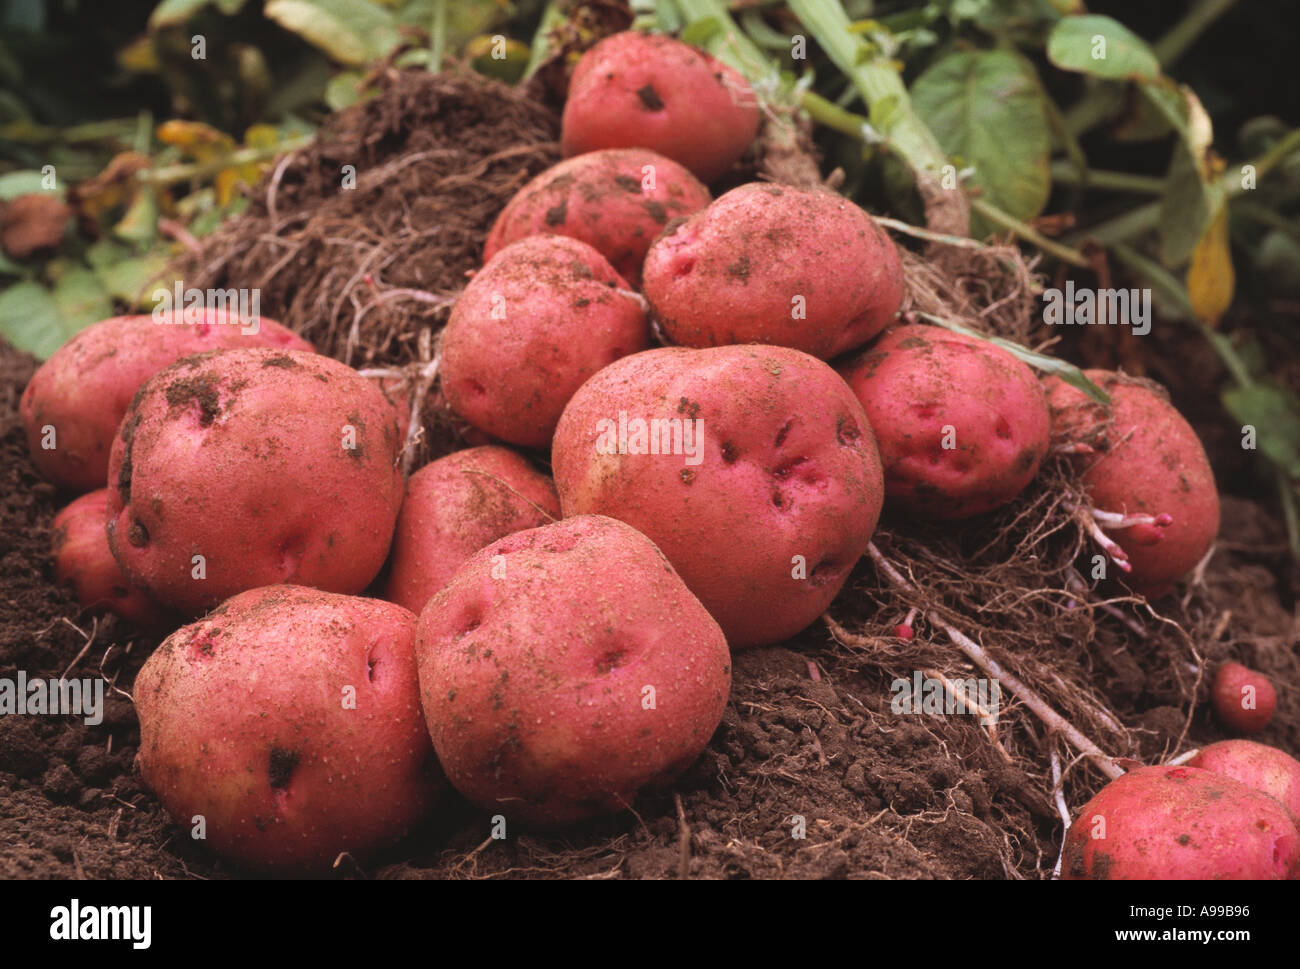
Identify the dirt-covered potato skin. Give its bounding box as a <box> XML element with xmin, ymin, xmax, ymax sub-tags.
<box><xmin>551</xmin><ymin>345</ymin><xmax>885</xmax><ymax>648</ymax></box>
<box><xmin>482</xmin><ymin>148</ymin><xmax>710</xmax><ymax>286</ymax></box>
<box><xmin>560</xmin><ymin>31</ymin><xmax>760</xmax><ymax>183</ymax></box>
<box><xmin>106</xmin><ymin>348</ymin><xmax>404</xmax><ymax>615</ymax></box>
<box><xmin>20</xmin><ymin>310</ymin><xmax>312</xmax><ymax>493</ymax></box>
<box><xmin>135</xmin><ymin>586</ymin><xmax>441</xmax><ymax>874</ymax></box>
<box><xmin>837</xmin><ymin>325</ymin><xmax>1051</xmax><ymax>520</ymax></box>
<box><xmin>383</xmin><ymin>446</ymin><xmax>561</xmax><ymax>614</ymax></box>
<box><xmin>1061</xmin><ymin>765</ymin><xmax>1300</xmax><ymax>880</ymax></box>
<box><xmin>1188</xmin><ymin>740</ymin><xmax>1300</xmax><ymax>818</ymax></box>
<box><xmin>1046</xmin><ymin>370</ymin><xmax>1220</xmax><ymax>598</ymax></box>
<box><xmin>416</xmin><ymin>515</ymin><xmax>730</xmax><ymax>826</ymax></box>
<box><xmin>442</xmin><ymin>235</ymin><xmax>650</xmax><ymax>448</ymax></box>
<box><xmin>642</xmin><ymin>183</ymin><xmax>903</xmax><ymax>360</ymax></box>
<box><xmin>51</xmin><ymin>488</ymin><xmax>171</xmax><ymax>629</ymax></box>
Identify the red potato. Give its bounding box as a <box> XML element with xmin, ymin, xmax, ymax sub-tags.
<box><xmin>106</xmin><ymin>348</ymin><xmax>404</xmax><ymax>615</ymax></box>
<box><xmin>50</xmin><ymin>489</ymin><xmax>171</xmax><ymax>630</ymax></box>
<box><xmin>135</xmin><ymin>586</ymin><xmax>441</xmax><ymax>874</ymax></box>
<box><xmin>1046</xmin><ymin>371</ymin><xmax>1220</xmax><ymax>598</ymax></box>
<box><xmin>384</xmin><ymin>446</ymin><xmax>561</xmax><ymax>614</ymax></box>
<box><xmin>416</xmin><ymin>514</ymin><xmax>730</xmax><ymax>826</ymax></box>
<box><xmin>837</xmin><ymin>325</ymin><xmax>1051</xmax><ymax>519</ymax></box>
<box><xmin>561</xmin><ymin>31</ymin><xmax>761</xmax><ymax>183</ymax></box>
<box><xmin>1188</xmin><ymin>740</ymin><xmax>1300</xmax><ymax>818</ymax></box>
<box><xmin>642</xmin><ymin>182</ymin><xmax>903</xmax><ymax>360</ymax></box>
<box><xmin>442</xmin><ymin>235</ymin><xmax>650</xmax><ymax>449</ymax></box>
<box><xmin>551</xmin><ymin>345</ymin><xmax>884</xmax><ymax>648</ymax></box>
<box><xmin>20</xmin><ymin>310</ymin><xmax>312</xmax><ymax>493</ymax></box>
<box><xmin>1061</xmin><ymin>765</ymin><xmax>1300</xmax><ymax>880</ymax></box>
<box><xmin>483</xmin><ymin>148</ymin><xmax>710</xmax><ymax>286</ymax></box>
<box><xmin>1211</xmin><ymin>661</ymin><xmax>1277</xmax><ymax>733</ymax></box>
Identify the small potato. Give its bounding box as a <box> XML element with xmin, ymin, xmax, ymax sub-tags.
<box><xmin>1046</xmin><ymin>370</ymin><xmax>1220</xmax><ymax>598</ymax></box>
<box><xmin>837</xmin><ymin>325</ymin><xmax>1051</xmax><ymax>519</ymax></box>
<box><xmin>106</xmin><ymin>348</ymin><xmax>404</xmax><ymax>615</ymax></box>
<box><xmin>561</xmin><ymin>31</ymin><xmax>760</xmax><ymax>183</ymax></box>
<box><xmin>51</xmin><ymin>489</ymin><xmax>171</xmax><ymax>630</ymax></box>
<box><xmin>384</xmin><ymin>446</ymin><xmax>561</xmax><ymax>614</ymax></box>
<box><xmin>483</xmin><ymin>148</ymin><xmax>710</xmax><ymax>286</ymax></box>
<box><xmin>416</xmin><ymin>515</ymin><xmax>730</xmax><ymax>826</ymax></box>
<box><xmin>1211</xmin><ymin>661</ymin><xmax>1277</xmax><ymax>733</ymax></box>
<box><xmin>20</xmin><ymin>310</ymin><xmax>312</xmax><ymax>493</ymax></box>
<box><xmin>135</xmin><ymin>586</ymin><xmax>441</xmax><ymax>874</ymax></box>
<box><xmin>1188</xmin><ymin>740</ymin><xmax>1300</xmax><ymax>818</ymax></box>
<box><xmin>441</xmin><ymin>235</ymin><xmax>650</xmax><ymax>448</ymax></box>
<box><xmin>642</xmin><ymin>183</ymin><xmax>903</xmax><ymax>359</ymax></box>
<box><xmin>1061</xmin><ymin>765</ymin><xmax>1300</xmax><ymax>880</ymax></box>
<box><xmin>552</xmin><ymin>345</ymin><xmax>884</xmax><ymax>647</ymax></box>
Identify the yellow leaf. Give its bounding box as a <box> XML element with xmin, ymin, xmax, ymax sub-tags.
<box><xmin>156</xmin><ymin>120</ymin><xmax>235</xmax><ymax>163</ymax></box>
<box><xmin>117</xmin><ymin>35</ymin><xmax>160</xmax><ymax>73</ymax></box>
<box><xmin>1186</xmin><ymin>205</ymin><xmax>1235</xmax><ymax>327</ymax></box>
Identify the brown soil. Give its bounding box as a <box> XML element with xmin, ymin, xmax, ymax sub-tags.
<box><xmin>2</xmin><ymin>68</ymin><xmax>1296</xmax><ymax>880</ymax></box>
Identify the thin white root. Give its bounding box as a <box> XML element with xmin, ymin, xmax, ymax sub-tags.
<box><xmin>1165</xmin><ymin>747</ymin><xmax>1201</xmax><ymax>767</ymax></box>
<box><xmin>864</xmin><ymin>542</ymin><xmax>1126</xmax><ymax>781</ymax></box>
<box><xmin>1050</xmin><ymin>748</ymin><xmax>1071</xmax><ymax>879</ymax></box>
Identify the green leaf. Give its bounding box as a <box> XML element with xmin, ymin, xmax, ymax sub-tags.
<box><xmin>911</xmin><ymin>49</ymin><xmax>1051</xmax><ymax>228</ymax></box>
<box><xmin>0</xmin><ymin>169</ymin><xmax>63</xmax><ymax>201</ymax></box>
<box><xmin>1146</xmin><ymin>81</ymin><xmax>1222</xmax><ymax>267</ymax></box>
<box><xmin>264</xmin><ymin>0</ymin><xmax>398</xmax><ymax>66</ymax></box>
<box><xmin>1046</xmin><ymin>14</ymin><xmax>1159</xmax><ymax>82</ymax></box>
<box><xmin>919</xmin><ymin>312</ymin><xmax>1111</xmax><ymax>404</ymax></box>
<box><xmin>149</xmin><ymin>0</ymin><xmax>215</xmax><ymax>29</ymax></box>
<box><xmin>95</xmin><ymin>253</ymin><xmax>173</xmax><ymax>307</ymax></box>
<box><xmin>53</xmin><ymin>269</ymin><xmax>113</xmax><ymax>334</ymax></box>
<box><xmin>0</xmin><ymin>276</ymin><xmax>107</xmax><ymax>359</ymax></box>
<box><xmin>681</xmin><ymin>16</ymin><xmax>724</xmax><ymax>49</ymax></box>
<box><xmin>1223</xmin><ymin>383</ymin><xmax>1300</xmax><ymax>479</ymax></box>
<box><xmin>324</xmin><ymin>70</ymin><xmax>367</xmax><ymax>111</ymax></box>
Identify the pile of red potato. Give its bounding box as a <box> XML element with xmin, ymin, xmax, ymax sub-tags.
<box><xmin>20</xmin><ymin>31</ymin><xmax>1299</xmax><ymax>878</ymax></box>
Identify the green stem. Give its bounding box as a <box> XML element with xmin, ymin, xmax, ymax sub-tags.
<box><xmin>1153</xmin><ymin>0</ymin><xmax>1240</xmax><ymax>68</ymax></box>
<box><xmin>1228</xmin><ymin>127</ymin><xmax>1300</xmax><ymax>196</ymax></box>
<box><xmin>1049</xmin><ymin>163</ymin><xmax>1165</xmax><ymax>194</ymax></box>
<box><xmin>970</xmin><ymin>199</ymin><xmax>1089</xmax><ymax>267</ymax></box>
<box><xmin>799</xmin><ymin>90</ymin><xmax>870</xmax><ymax>139</ymax></box>
<box><xmin>1112</xmin><ymin>242</ymin><xmax>1258</xmax><ymax>388</ymax></box>
<box><xmin>786</xmin><ymin>0</ymin><xmax>948</xmax><ymax>176</ymax></box>
<box><xmin>1063</xmin><ymin>200</ymin><xmax>1160</xmax><ymax>248</ymax></box>
<box><xmin>430</xmin><ymin>0</ymin><xmax>447</xmax><ymax>73</ymax></box>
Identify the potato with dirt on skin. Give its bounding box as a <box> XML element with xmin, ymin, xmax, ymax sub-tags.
<box><xmin>106</xmin><ymin>348</ymin><xmax>404</xmax><ymax>615</ymax></box>
<box><xmin>641</xmin><ymin>182</ymin><xmax>903</xmax><ymax>360</ymax></box>
<box><xmin>837</xmin><ymin>325</ymin><xmax>1052</xmax><ymax>520</ymax></box>
<box><xmin>1210</xmin><ymin>661</ymin><xmax>1277</xmax><ymax>733</ymax></box>
<box><xmin>50</xmin><ymin>489</ymin><xmax>172</xmax><ymax>630</ymax></box>
<box><xmin>442</xmin><ymin>235</ymin><xmax>650</xmax><ymax>449</ymax></box>
<box><xmin>20</xmin><ymin>310</ymin><xmax>312</xmax><ymax>493</ymax></box>
<box><xmin>1188</xmin><ymin>740</ymin><xmax>1300</xmax><ymax>818</ymax></box>
<box><xmin>551</xmin><ymin>344</ymin><xmax>885</xmax><ymax>648</ymax></box>
<box><xmin>134</xmin><ymin>586</ymin><xmax>441</xmax><ymax>874</ymax></box>
<box><xmin>561</xmin><ymin>31</ymin><xmax>761</xmax><ymax>183</ymax></box>
<box><xmin>1061</xmin><ymin>765</ymin><xmax>1300</xmax><ymax>880</ymax></box>
<box><xmin>383</xmin><ymin>445</ymin><xmax>561</xmax><ymax>614</ymax></box>
<box><xmin>416</xmin><ymin>514</ymin><xmax>730</xmax><ymax>826</ymax></box>
<box><xmin>1046</xmin><ymin>370</ymin><xmax>1220</xmax><ymax>598</ymax></box>
<box><xmin>483</xmin><ymin>148</ymin><xmax>710</xmax><ymax>286</ymax></box>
